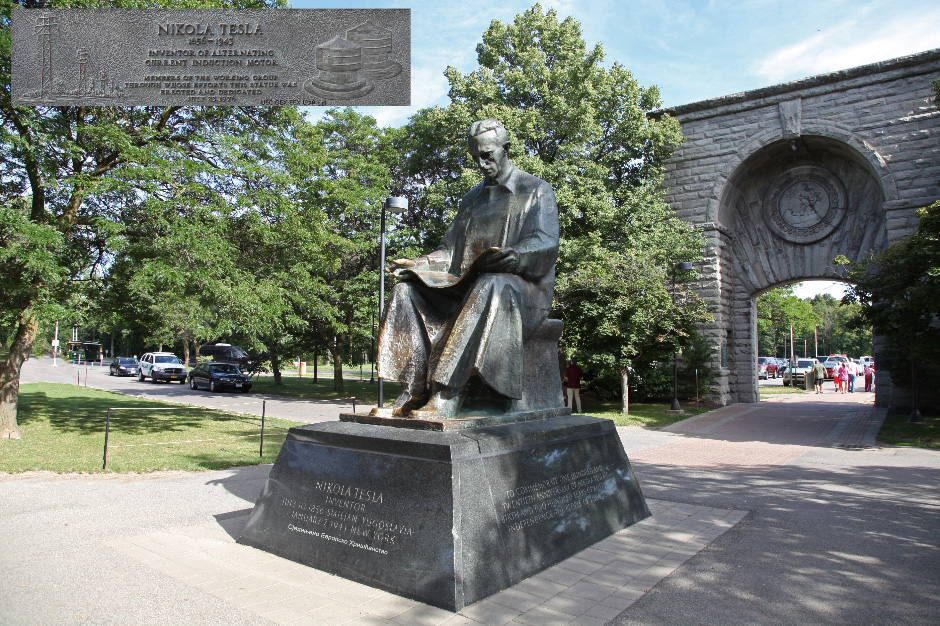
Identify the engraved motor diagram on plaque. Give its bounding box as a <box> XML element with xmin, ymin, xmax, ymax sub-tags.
<box><xmin>11</xmin><ymin>9</ymin><xmax>410</xmax><ymax>107</ymax></box>
<box><xmin>763</xmin><ymin>165</ymin><xmax>848</xmax><ymax>244</ymax></box>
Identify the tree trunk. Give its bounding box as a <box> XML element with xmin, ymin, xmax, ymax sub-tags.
<box><xmin>181</xmin><ymin>340</ymin><xmax>190</xmax><ymax>368</ymax></box>
<box><xmin>331</xmin><ymin>341</ymin><xmax>344</xmax><ymax>393</ymax></box>
<box><xmin>619</xmin><ymin>367</ymin><xmax>629</xmax><ymax>415</ymax></box>
<box><xmin>271</xmin><ymin>348</ymin><xmax>282</xmax><ymax>386</ymax></box>
<box><xmin>192</xmin><ymin>341</ymin><xmax>202</xmax><ymax>365</ymax></box>
<box><xmin>0</xmin><ymin>311</ymin><xmax>39</xmax><ymax>439</ymax></box>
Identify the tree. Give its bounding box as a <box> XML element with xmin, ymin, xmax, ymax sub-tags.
<box><xmin>0</xmin><ymin>0</ymin><xmax>286</xmax><ymax>438</ymax></box>
<box><xmin>282</xmin><ymin>109</ymin><xmax>397</xmax><ymax>392</ymax></box>
<box><xmin>398</xmin><ymin>4</ymin><xmax>710</xmax><ymax>410</ymax></box>
<box><xmin>756</xmin><ymin>285</ymin><xmax>818</xmax><ymax>358</ymax></box>
<box><xmin>838</xmin><ymin>200</ymin><xmax>940</xmax><ymax>410</ymax></box>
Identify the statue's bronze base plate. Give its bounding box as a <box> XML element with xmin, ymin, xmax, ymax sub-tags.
<box><xmin>341</xmin><ymin>406</ymin><xmax>573</xmax><ymax>431</ymax></box>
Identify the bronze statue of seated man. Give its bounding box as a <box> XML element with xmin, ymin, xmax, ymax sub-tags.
<box><xmin>376</xmin><ymin>118</ymin><xmax>560</xmax><ymax>418</ymax></box>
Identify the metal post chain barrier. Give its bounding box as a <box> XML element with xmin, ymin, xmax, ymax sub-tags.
<box><xmin>102</xmin><ymin>407</ymin><xmax>111</xmax><ymax>469</ymax></box>
<box><xmin>259</xmin><ymin>400</ymin><xmax>266</xmax><ymax>458</ymax></box>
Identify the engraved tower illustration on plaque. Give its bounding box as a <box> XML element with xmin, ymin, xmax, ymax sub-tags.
<box><xmin>304</xmin><ymin>35</ymin><xmax>374</xmax><ymax>100</ymax></box>
<box><xmin>345</xmin><ymin>20</ymin><xmax>402</xmax><ymax>79</ymax></box>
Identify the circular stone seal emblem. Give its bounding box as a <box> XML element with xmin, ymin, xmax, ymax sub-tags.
<box><xmin>763</xmin><ymin>166</ymin><xmax>847</xmax><ymax>244</ymax></box>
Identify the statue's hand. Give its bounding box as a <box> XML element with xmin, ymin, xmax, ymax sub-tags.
<box><xmin>479</xmin><ymin>248</ymin><xmax>519</xmax><ymax>273</ymax></box>
<box><xmin>386</xmin><ymin>258</ymin><xmax>416</xmax><ymax>275</ymax></box>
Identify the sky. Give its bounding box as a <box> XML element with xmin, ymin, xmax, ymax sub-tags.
<box><xmin>290</xmin><ymin>0</ymin><xmax>940</xmax><ymax>297</ymax></box>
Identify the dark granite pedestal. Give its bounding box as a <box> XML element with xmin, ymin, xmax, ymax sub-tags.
<box><xmin>238</xmin><ymin>415</ymin><xmax>650</xmax><ymax>612</ymax></box>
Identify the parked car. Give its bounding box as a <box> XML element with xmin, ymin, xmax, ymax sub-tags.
<box><xmin>138</xmin><ymin>352</ymin><xmax>188</xmax><ymax>384</ymax></box>
<box><xmin>198</xmin><ymin>343</ymin><xmax>258</xmax><ymax>370</ymax></box>
<box><xmin>109</xmin><ymin>357</ymin><xmax>139</xmax><ymax>377</ymax></box>
<box><xmin>783</xmin><ymin>358</ymin><xmax>817</xmax><ymax>386</ymax></box>
<box><xmin>822</xmin><ymin>358</ymin><xmax>844</xmax><ymax>380</ymax></box>
<box><xmin>188</xmin><ymin>362</ymin><xmax>253</xmax><ymax>393</ymax></box>
<box><xmin>757</xmin><ymin>357</ymin><xmax>778</xmax><ymax>379</ymax></box>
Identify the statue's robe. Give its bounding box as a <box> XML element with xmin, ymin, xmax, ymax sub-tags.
<box><xmin>377</xmin><ymin>164</ymin><xmax>559</xmax><ymax>401</ymax></box>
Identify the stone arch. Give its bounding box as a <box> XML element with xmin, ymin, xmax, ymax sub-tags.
<box><xmin>705</xmin><ymin>123</ymin><xmax>899</xmax><ymax>225</ymax></box>
<box><xmin>660</xmin><ymin>50</ymin><xmax>940</xmax><ymax>408</ymax></box>
<box><xmin>720</xmin><ymin>133</ymin><xmax>889</xmax><ymax>402</ymax></box>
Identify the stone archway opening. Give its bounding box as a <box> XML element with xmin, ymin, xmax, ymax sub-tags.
<box><xmin>754</xmin><ymin>278</ymin><xmax>873</xmax><ymax>365</ymax></box>
<box><xmin>720</xmin><ymin>135</ymin><xmax>887</xmax><ymax>404</ymax></box>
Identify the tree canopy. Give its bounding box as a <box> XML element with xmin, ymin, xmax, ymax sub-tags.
<box><xmin>2</xmin><ymin>2</ymin><xmax>718</xmax><ymax>435</ymax></box>
<box><xmin>396</xmin><ymin>4</ymin><xmax>711</xmax><ymax>408</ymax></box>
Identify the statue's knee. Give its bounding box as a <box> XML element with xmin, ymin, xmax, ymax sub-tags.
<box><xmin>472</xmin><ymin>273</ymin><xmax>510</xmax><ymax>294</ymax></box>
<box><xmin>389</xmin><ymin>281</ymin><xmax>418</xmax><ymax>303</ymax></box>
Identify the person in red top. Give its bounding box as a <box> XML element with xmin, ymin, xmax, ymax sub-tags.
<box><xmin>563</xmin><ymin>358</ymin><xmax>583</xmax><ymax>413</ymax></box>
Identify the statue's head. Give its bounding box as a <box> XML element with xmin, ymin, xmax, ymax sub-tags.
<box><xmin>467</xmin><ymin>119</ymin><xmax>511</xmax><ymax>181</ymax></box>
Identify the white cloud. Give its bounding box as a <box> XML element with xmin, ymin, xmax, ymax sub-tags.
<box><xmin>755</xmin><ymin>10</ymin><xmax>940</xmax><ymax>82</ymax></box>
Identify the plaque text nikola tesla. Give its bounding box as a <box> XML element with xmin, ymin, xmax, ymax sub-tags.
<box><xmin>12</xmin><ymin>9</ymin><xmax>410</xmax><ymax>106</ymax></box>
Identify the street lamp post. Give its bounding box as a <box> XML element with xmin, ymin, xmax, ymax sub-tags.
<box><xmin>369</xmin><ymin>311</ymin><xmax>375</xmax><ymax>384</ymax></box>
<box><xmin>670</xmin><ymin>262</ymin><xmax>694</xmax><ymax>412</ymax></box>
<box><xmin>377</xmin><ymin>196</ymin><xmax>408</xmax><ymax>409</ymax></box>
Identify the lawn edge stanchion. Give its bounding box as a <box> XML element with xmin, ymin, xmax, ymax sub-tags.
<box><xmin>259</xmin><ymin>400</ymin><xmax>266</xmax><ymax>458</ymax></box>
<box><xmin>103</xmin><ymin>407</ymin><xmax>111</xmax><ymax>470</ymax></box>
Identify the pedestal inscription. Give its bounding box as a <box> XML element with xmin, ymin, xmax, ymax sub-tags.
<box><xmin>239</xmin><ymin>416</ymin><xmax>650</xmax><ymax>611</ymax></box>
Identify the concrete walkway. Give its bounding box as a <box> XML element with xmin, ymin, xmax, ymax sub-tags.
<box><xmin>3</xmin><ymin>367</ymin><xmax>938</xmax><ymax>625</ymax></box>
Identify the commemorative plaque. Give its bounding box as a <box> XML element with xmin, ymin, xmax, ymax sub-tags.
<box><xmin>11</xmin><ymin>9</ymin><xmax>410</xmax><ymax>106</ymax></box>
<box><xmin>763</xmin><ymin>165</ymin><xmax>848</xmax><ymax>244</ymax></box>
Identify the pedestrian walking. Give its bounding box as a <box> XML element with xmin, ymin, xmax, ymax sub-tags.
<box><xmin>563</xmin><ymin>358</ymin><xmax>583</xmax><ymax>413</ymax></box>
<box><xmin>812</xmin><ymin>359</ymin><xmax>826</xmax><ymax>393</ymax></box>
<box><xmin>847</xmin><ymin>363</ymin><xmax>857</xmax><ymax>392</ymax></box>
<box><xmin>864</xmin><ymin>364</ymin><xmax>874</xmax><ymax>392</ymax></box>
<box><xmin>837</xmin><ymin>363</ymin><xmax>849</xmax><ymax>394</ymax></box>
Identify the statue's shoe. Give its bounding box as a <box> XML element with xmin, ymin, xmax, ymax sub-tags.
<box><xmin>368</xmin><ymin>390</ymin><xmax>425</xmax><ymax>418</ymax></box>
<box><xmin>408</xmin><ymin>393</ymin><xmax>461</xmax><ymax>419</ymax></box>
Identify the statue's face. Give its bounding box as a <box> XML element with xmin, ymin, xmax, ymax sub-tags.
<box><xmin>468</xmin><ymin>133</ymin><xmax>510</xmax><ymax>180</ymax></box>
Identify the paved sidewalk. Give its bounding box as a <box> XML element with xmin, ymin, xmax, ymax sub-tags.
<box><xmin>106</xmin><ymin>500</ymin><xmax>746</xmax><ymax>626</ymax></box>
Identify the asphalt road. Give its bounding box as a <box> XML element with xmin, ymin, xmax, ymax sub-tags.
<box><xmin>19</xmin><ymin>356</ymin><xmax>364</xmax><ymax>422</ymax></box>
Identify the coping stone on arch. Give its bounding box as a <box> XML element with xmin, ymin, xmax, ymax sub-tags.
<box><xmin>704</xmin><ymin>122</ymin><xmax>898</xmax><ymax>224</ymax></box>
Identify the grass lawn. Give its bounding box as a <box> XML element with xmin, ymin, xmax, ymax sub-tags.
<box><xmin>877</xmin><ymin>410</ymin><xmax>940</xmax><ymax>449</ymax></box>
<box><xmin>247</xmin><ymin>376</ymin><xmax>714</xmax><ymax>428</ymax></box>
<box><xmin>248</xmin><ymin>376</ymin><xmax>713</xmax><ymax>428</ymax></box>
<box><xmin>0</xmin><ymin>383</ymin><xmax>299</xmax><ymax>473</ymax></box>
<box><xmin>579</xmin><ymin>399</ymin><xmax>714</xmax><ymax>428</ymax></box>
<box><xmin>248</xmin><ymin>375</ymin><xmax>400</xmax><ymax>405</ymax></box>
<box><xmin>760</xmin><ymin>385</ymin><xmax>806</xmax><ymax>399</ymax></box>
